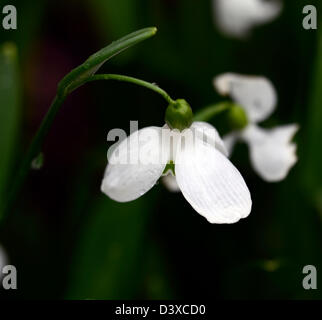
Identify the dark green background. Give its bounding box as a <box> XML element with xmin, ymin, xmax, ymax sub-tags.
<box><xmin>0</xmin><ymin>0</ymin><xmax>321</xmax><ymax>299</ymax></box>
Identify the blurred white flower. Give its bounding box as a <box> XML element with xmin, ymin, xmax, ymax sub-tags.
<box><xmin>212</xmin><ymin>0</ymin><xmax>283</xmax><ymax>38</ymax></box>
<box><xmin>214</xmin><ymin>73</ymin><xmax>298</xmax><ymax>182</ymax></box>
<box><xmin>101</xmin><ymin>122</ymin><xmax>252</xmax><ymax>224</ymax></box>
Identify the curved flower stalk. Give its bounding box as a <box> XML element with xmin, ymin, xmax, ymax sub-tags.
<box><xmin>101</xmin><ymin>101</ymin><xmax>252</xmax><ymax>224</ymax></box>
<box><xmin>212</xmin><ymin>0</ymin><xmax>283</xmax><ymax>39</ymax></box>
<box><xmin>214</xmin><ymin>73</ymin><xmax>299</xmax><ymax>182</ymax></box>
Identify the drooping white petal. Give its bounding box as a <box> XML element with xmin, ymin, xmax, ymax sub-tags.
<box><xmin>269</xmin><ymin>124</ymin><xmax>299</xmax><ymax>144</ymax></box>
<box><xmin>213</xmin><ymin>0</ymin><xmax>283</xmax><ymax>38</ymax></box>
<box><xmin>241</xmin><ymin>124</ymin><xmax>298</xmax><ymax>182</ymax></box>
<box><xmin>230</xmin><ymin>76</ymin><xmax>277</xmax><ymax>123</ymax></box>
<box><xmin>191</xmin><ymin>121</ymin><xmax>228</xmax><ymax>156</ymax></box>
<box><xmin>213</xmin><ymin>72</ymin><xmax>238</xmax><ymax>96</ymax></box>
<box><xmin>101</xmin><ymin>126</ymin><xmax>169</xmax><ymax>202</ymax></box>
<box><xmin>223</xmin><ymin>132</ymin><xmax>239</xmax><ymax>156</ymax></box>
<box><xmin>162</xmin><ymin>174</ymin><xmax>180</xmax><ymax>193</ymax></box>
<box><xmin>214</xmin><ymin>73</ymin><xmax>277</xmax><ymax>123</ymax></box>
<box><xmin>175</xmin><ymin>138</ymin><xmax>252</xmax><ymax>224</ymax></box>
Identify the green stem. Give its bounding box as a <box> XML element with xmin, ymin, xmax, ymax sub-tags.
<box><xmin>193</xmin><ymin>101</ymin><xmax>231</xmax><ymax>122</ymax></box>
<box><xmin>1</xmin><ymin>75</ymin><xmax>174</xmax><ymax>223</ymax></box>
<box><xmin>84</xmin><ymin>74</ymin><xmax>175</xmax><ymax>104</ymax></box>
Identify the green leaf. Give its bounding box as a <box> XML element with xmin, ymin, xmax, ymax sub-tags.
<box><xmin>0</xmin><ymin>42</ymin><xmax>20</xmax><ymax>214</ymax></box>
<box><xmin>57</xmin><ymin>27</ymin><xmax>157</xmax><ymax>95</ymax></box>
<box><xmin>66</xmin><ymin>195</ymin><xmax>154</xmax><ymax>299</ymax></box>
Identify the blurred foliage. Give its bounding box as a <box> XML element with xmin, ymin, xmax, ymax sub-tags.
<box><xmin>0</xmin><ymin>43</ymin><xmax>21</xmax><ymax>218</ymax></box>
<box><xmin>304</xmin><ymin>13</ymin><xmax>322</xmax><ymax>194</ymax></box>
<box><xmin>0</xmin><ymin>0</ymin><xmax>46</xmax><ymax>55</ymax></box>
<box><xmin>0</xmin><ymin>0</ymin><xmax>322</xmax><ymax>300</ymax></box>
<box><xmin>66</xmin><ymin>195</ymin><xmax>152</xmax><ymax>299</ymax></box>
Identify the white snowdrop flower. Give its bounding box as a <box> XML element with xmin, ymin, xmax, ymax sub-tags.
<box><xmin>0</xmin><ymin>244</ymin><xmax>8</xmax><ymax>278</ymax></box>
<box><xmin>214</xmin><ymin>73</ymin><xmax>299</xmax><ymax>182</ymax></box>
<box><xmin>212</xmin><ymin>0</ymin><xmax>283</xmax><ymax>38</ymax></box>
<box><xmin>101</xmin><ymin>99</ymin><xmax>252</xmax><ymax>224</ymax></box>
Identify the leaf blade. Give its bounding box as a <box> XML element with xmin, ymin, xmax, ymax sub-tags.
<box><xmin>57</xmin><ymin>27</ymin><xmax>157</xmax><ymax>95</ymax></box>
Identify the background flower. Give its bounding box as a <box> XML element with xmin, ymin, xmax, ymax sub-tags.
<box><xmin>213</xmin><ymin>0</ymin><xmax>283</xmax><ymax>38</ymax></box>
<box><xmin>214</xmin><ymin>73</ymin><xmax>298</xmax><ymax>182</ymax></box>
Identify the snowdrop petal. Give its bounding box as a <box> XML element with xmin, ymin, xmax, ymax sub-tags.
<box><xmin>101</xmin><ymin>126</ymin><xmax>169</xmax><ymax>202</ymax></box>
<box><xmin>175</xmin><ymin>139</ymin><xmax>252</xmax><ymax>224</ymax></box>
<box><xmin>191</xmin><ymin>121</ymin><xmax>228</xmax><ymax>156</ymax></box>
<box><xmin>213</xmin><ymin>0</ymin><xmax>282</xmax><ymax>38</ymax></box>
<box><xmin>213</xmin><ymin>72</ymin><xmax>239</xmax><ymax>96</ymax></box>
<box><xmin>162</xmin><ymin>174</ymin><xmax>180</xmax><ymax>193</ymax></box>
<box><xmin>269</xmin><ymin>124</ymin><xmax>299</xmax><ymax>143</ymax></box>
<box><xmin>214</xmin><ymin>73</ymin><xmax>277</xmax><ymax>123</ymax></box>
<box><xmin>223</xmin><ymin>132</ymin><xmax>238</xmax><ymax>156</ymax></box>
<box><xmin>242</xmin><ymin>124</ymin><xmax>298</xmax><ymax>182</ymax></box>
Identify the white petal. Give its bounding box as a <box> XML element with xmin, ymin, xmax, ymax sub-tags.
<box><xmin>214</xmin><ymin>73</ymin><xmax>277</xmax><ymax>123</ymax></box>
<box><xmin>213</xmin><ymin>73</ymin><xmax>238</xmax><ymax>96</ymax></box>
<box><xmin>242</xmin><ymin>124</ymin><xmax>298</xmax><ymax>182</ymax></box>
<box><xmin>101</xmin><ymin>126</ymin><xmax>169</xmax><ymax>202</ymax></box>
<box><xmin>191</xmin><ymin>121</ymin><xmax>228</xmax><ymax>156</ymax></box>
<box><xmin>175</xmin><ymin>139</ymin><xmax>252</xmax><ymax>224</ymax></box>
<box><xmin>223</xmin><ymin>132</ymin><xmax>238</xmax><ymax>156</ymax></box>
<box><xmin>269</xmin><ymin>124</ymin><xmax>299</xmax><ymax>143</ymax></box>
<box><xmin>162</xmin><ymin>174</ymin><xmax>181</xmax><ymax>193</ymax></box>
<box><xmin>213</xmin><ymin>0</ymin><xmax>282</xmax><ymax>38</ymax></box>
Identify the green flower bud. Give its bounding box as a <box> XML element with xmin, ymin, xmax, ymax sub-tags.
<box><xmin>165</xmin><ymin>99</ymin><xmax>193</xmax><ymax>131</ymax></box>
<box><xmin>227</xmin><ymin>104</ymin><xmax>248</xmax><ymax>130</ymax></box>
